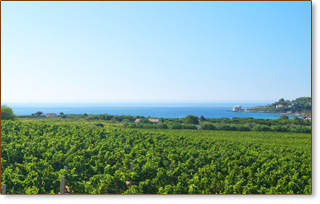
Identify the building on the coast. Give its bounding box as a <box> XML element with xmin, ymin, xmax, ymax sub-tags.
<box><xmin>233</xmin><ymin>105</ymin><xmax>242</xmax><ymax>112</ymax></box>
<box><xmin>148</xmin><ymin>119</ymin><xmax>161</xmax><ymax>123</ymax></box>
<box><xmin>134</xmin><ymin>119</ymin><xmax>140</xmax><ymax>123</ymax></box>
<box><xmin>276</xmin><ymin>104</ymin><xmax>284</xmax><ymax>109</ymax></box>
<box><xmin>134</xmin><ymin>118</ymin><xmax>161</xmax><ymax>123</ymax></box>
<box><xmin>46</xmin><ymin>113</ymin><xmax>58</xmax><ymax>118</ymax></box>
<box><xmin>285</xmin><ymin>100</ymin><xmax>290</xmax><ymax>102</ymax></box>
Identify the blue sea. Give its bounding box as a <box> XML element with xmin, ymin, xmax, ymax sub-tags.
<box><xmin>2</xmin><ymin>102</ymin><xmax>289</xmax><ymax>119</ymax></box>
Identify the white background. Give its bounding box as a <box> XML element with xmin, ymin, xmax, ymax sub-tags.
<box><xmin>0</xmin><ymin>0</ymin><xmax>318</xmax><ymax>203</ymax></box>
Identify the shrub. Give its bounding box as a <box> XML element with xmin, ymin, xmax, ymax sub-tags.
<box><xmin>1</xmin><ymin>105</ymin><xmax>16</xmax><ymax>120</ymax></box>
<box><xmin>127</xmin><ymin>123</ymin><xmax>137</xmax><ymax>128</ymax></box>
<box><xmin>219</xmin><ymin>124</ymin><xmax>238</xmax><ymax>131</ymax></box>
<box><xmin>280</xmin><ymin>115</ymin><xmax>289</xmax><ymax>120</ymax></box>
<box><xmin>181</xmin><ymin>124</ymin><xmax>197</xmax><ymax>130</ymax></box>
<box><xmin>271</xmin><ymin>125</ymin><xmax>289</xmax><ymax>132</ymax></box>
<box><xmin>201</xmin><ymin>123</ymin><xmax>216</xmax><ymax>130</ymax></box>
<box><xmin>95</xmin><ymin>123</ymin><xmax>104</xmax><ymax>127</ymax></box>
<box><xmin>157</xmin><ymin>123</ymin><xmax>168</xmax><ymax>129</ymax></box>
<box><xmin>253</xmin><ymin>125</ymin><xmax>272</xmax><ymax>132</ymax></box>
<box><xmin>171</xmin><ymin>123</ymin><xmax>182</xmax><ymax>129</ymax></box>
<box><xmin>237</xmin><ymin>125</ymin><xmax>251</xmax><ymax>131</ymax></box>
<box><xmin>291</xmin><ymin>126</ymin><xmax>311</xmax><ymax>133</ymax></box>
<box><xmin>184</xmin><ymin>115</ymin><xmax>199</xmax><ymax>125</ymax></box>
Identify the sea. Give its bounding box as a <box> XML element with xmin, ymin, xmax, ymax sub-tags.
<box><xmin>2</xmin><ymin>102</ymin><xmax>290</xmax><ymax>119</ymax></box>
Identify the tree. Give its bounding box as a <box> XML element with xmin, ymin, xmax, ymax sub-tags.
<box><xmin>253</xmin><ymin>125</ymin><xmax>271</xmax><ymax>132</ymax></box>
<box><xmin>171</xmin><ymin>123</ymin><xmax>182</xmax><ymax>129</ymax></box>
<box><xmin>200</xmin><ymin>116</ymin><xmax>205</xmax><ymax>121</ymax></box>
<box><xmin>140</xmin><ymin>118</ymin><xmax>150</xmax><ymax>124</ymax></box>
<box><xmin>293</xmin><ymin>116</ymin><xmax>300</xmax><ymax>122</ymax></box>
<box><xmin>35</xmin><ymin>111</ymin><xmax>43</xmax><ymax>116</ymax></box>
<box><xmin>201</xmin><ymin>123</ymin><xmax>215</xmax><ymax>130</ymax></box>
<box><xmin>60</xmin><ymin>112</ymin><xmax>64</xmax><ymax>115</ymax></box>
<box><xmin>157</xmin><ymin>123</ymin><xmax>168</xmax><ymax>129</ymax></box>
<box><xmin>184</xmin><ymin>115</ymin><xmax>199</xmax><ymax>124</ymax></box>
<box><xmin>1</xmin><ymin>105</ymin><xmax>17</xmax><ymax>120</ymax></box>
<box><xmin>280</xmin><ymin>115</ymin><xmax>289</xmax><ymax>120</ymax></box>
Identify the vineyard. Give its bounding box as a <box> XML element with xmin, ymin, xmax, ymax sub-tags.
<box><xmin>1</xmin><ymin>118</ymin><xmax>311</xmax><ymax>194</ymax></box>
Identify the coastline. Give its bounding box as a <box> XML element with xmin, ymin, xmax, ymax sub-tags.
<box><xmin>231</xmin><ymin>109</ymin><xmax>310</xmax><ymax>118</ymax></box>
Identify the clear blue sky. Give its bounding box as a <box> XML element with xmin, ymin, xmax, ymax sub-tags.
<box><xmin>1</xmin><ymin>1</ymin><xmax>311</xmax><ymax>103</ymax></box>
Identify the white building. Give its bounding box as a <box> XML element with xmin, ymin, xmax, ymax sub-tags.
<box><xmin>233</xmin><ymin>105</ymin><xmax>242</xmax><ymax>112</ymax></box>
<box><xmin>46</xmin><ymin>113</ymin><xmax>58</xmax><ymax>118</ymax></box>
<box><xmin>134</xmin><ymin>118</ymin><xmax>161</xmax><ymax>123</ymax></box>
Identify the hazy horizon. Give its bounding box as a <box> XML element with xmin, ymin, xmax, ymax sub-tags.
<box><xmin>1</xmin><ymin>98</ymin><xmax>291</xmax><ymax>104</ymax></box>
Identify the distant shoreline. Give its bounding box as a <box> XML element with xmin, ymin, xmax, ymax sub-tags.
<box><xmin>230</xmin><ymin>109</ymin><xmax>306</xmax><ymax>117</ymax></box>
<box><xmin>231</xmin><ymin>107</ymin><xmax>310</xmax><ymax>118</ymax></box>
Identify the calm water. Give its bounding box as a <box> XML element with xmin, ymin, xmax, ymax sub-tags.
<box><xmin>3</xmin><ymin>102</ymin><xmax>287</xmax><ymax>119</ymax></box>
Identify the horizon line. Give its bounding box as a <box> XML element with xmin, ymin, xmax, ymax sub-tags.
<box><xmin>1</xmin><ymin>99</ymin><xmax>292</xmax><ymax>104</ymax></box>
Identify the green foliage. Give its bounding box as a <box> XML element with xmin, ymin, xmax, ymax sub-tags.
<box><xmin>156</xmin><ymin>123</ymin><xmax>168</xmax><ymax>129</ymax></box>
<box><xmin>218</xmin><ymin>124</ymin><xmax>238</xmax><ymax>131</ymax></box>
<box><xmin>35</xmin><ymin>111</ymin><xmax>43</xmax><ymax>116</ymax></box>
<box><xmin>253</xmin><ymin>125</ymin><xmax>272</xmax><ymax>132</ymax></box>
<box><xmin>201</xmin><ymin>123</ymin><xmax>216</xmax><ymax>130</ymax></box>
<box><xmin>1</xmin><ymin>119</ymin><xmax>311</xmax><ymax>194</ymax></box>
<box><xmin>236</xmin><ymin>124</ymin><xmax>251</xmax><ymax>131</ymax></box>
<box><xmin>1</xmin><ymin>105</ymin><xmax>17</xmax><ymax>120</ymax></box>
<box><xmin>280</xmin><ymin>115</ymin><xmax>289</xmax><ymax>120</ymax></box>
<box><xmin>250</xmin><ymin>97</ymin><xmax>311</xmax><ymax>115</ymax></box>
<box><xmin>171</xmin><ymin>123</ymin><xmax>182</xmax><ymax>129</ymax></box>
<box><xmin>184</xmin><ymin>115</ymin><xmax>199</xmax><ymax>125</ymax></box>
<box><xmin>271</xmin><ymin>125</ymin><xmax>289</xmax><ymax>132</ymax></box>
<box><xmin>95</xmin><ymin>123</ymin><xmax>104</xmax><ymax>127</ymax></box>
<box><xmin>139</xmin><ymin>118</ymin><xmax>151</xmax><ymax>124</ymax></box>
<box><xmin>181</xmin><ymin>124</ymin><xmax>197</xmax><ymax>130</ymax></box>
<box><xmin>27</xmin><ymin>113</ymin><xmax>310</xmax><ymax>133</ymax></box>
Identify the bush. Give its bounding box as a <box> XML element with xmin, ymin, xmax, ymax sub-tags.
<box><xmin>201</xmin><ymin>123</ymin><xmax>216</xmax><ymax>130</ymax></box>
<box><xmin>157</xmin><ymin>123</ymin><xmax>168</xmax><ymax>129</ymax></box>
<box><xmin>293</xmin><ymin>126</ymin><xmax>311</xmax><ymax>133</ymax></box>
<box><xmin>253</xmin><ymin>125</ymin><xmax>272</xmax><ymax>132</ymax></box>
<box><xmin>171</xmin><ymin>123</ymin><xmax>182</xmax><ymax>129</ymax></box>
<box><xmin>280</xmin><ymin>115</ymin><xmax>289</xmax><ymax>120</ymax></box>
<box><xmin>181</xmin><ymin>124</ymin><xmax>197</xmax><ymax>130</ymax></box>
<box><xmin>271</xmin><ymin>125</ymin><xmax>289</xmax><ymax>132</ymax></box>
<box><xmin>87</xmin><ymin>116</ymin><xmax>99</xmax><ymax>120</ymax></box>
<box><xmin>184</xmin><ymin>115</ymin><xmax>199</xmax><ymax>125</ymax></box>
<box><xmin>95</xmin><ymin>123</ymin><xmax>104</xmax><ymax>127</ymax></box>
<box><xmin>218</xmin><ymin>124</ymin><xmax>238</xmax><ymax>131</ymax></box>
<box><xmin>1</xmin><ymin>105</ymin><xmax>16</xmax><ymax>120</ymax></box>
<box><xmin>237</xmin><ymin>125</ymin><xmax>251</xmax><ymax>131</ymax></box>
<box><xmin>127</xmin><ymin>123</ymin><xmax>137</xmax><ymax>128</ymax></box>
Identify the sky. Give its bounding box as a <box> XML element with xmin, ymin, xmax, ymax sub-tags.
<box><xmin>1</xmin><ymin>1</ymin><xmax>311</xmax><ymax>103</ymax></box>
